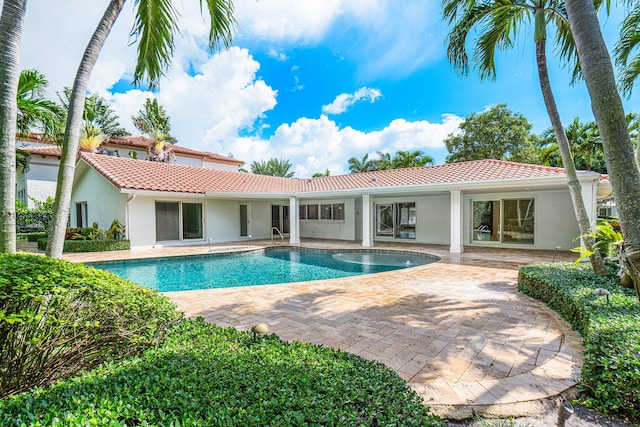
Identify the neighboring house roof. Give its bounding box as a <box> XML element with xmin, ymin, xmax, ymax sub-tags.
<box><xmin>21</xmin><ymin>145</ymin><xmax>62</xmax><ymax>158</ymax></box>
<box><xmin>104</xmin><ymin>136</ymin><xmax>244</xmax><ymax>165</ymax></box>
<box><xmin>79</xmin><ymin>153</ymin><xmax>600</xmax><ymax>196</ymax></box>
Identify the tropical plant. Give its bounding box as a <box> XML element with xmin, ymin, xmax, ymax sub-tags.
<box><xmin>312</xmin><ymin>169</ymin><xmax>330</xmax><ymax>177</ymax></box>
<box><xmin>58</xmin><ymin>88</ymin><xmax>127</xmax><ymax>152</ymax></box>
<box><xmin>16</xmin><ymin>69</ymin><xmax>63</xmax><ymax>139</ymax></box>
<box><xmin>391</xmin><ymin>150</ymin><xmax>434</xmax><ymax>168</ymax></box>
<box><xmin>0</xmin><ymin>0</ymin><xmax>28</xmax><ymax>254</ymax></box>
<box><xmin>539</xmin><ymin>117</ymin><xmax>607</xmax><ymax>173</ymax></box>
<box><xmin>15</xmin><ymin>148</ymin><xmax>29</xmax><ymax>171</ymax></box>
<box><xmin>250</xmin><ymin>158</ymin><xmax>295</xmax><ymax>177</ymax></box>
<box><xmin>442</xmin><ymin>0</ymin><xmax>607</xmax><ymax>276</ymax></box>
<box><xmin>132</xmin><ymin>98</ymin><xmax>176</xmax><ymax>162</ymax></box>
<box><xmin>347</xmin><ymin>153</ymin><xmax>372</xmax><ymax>173</ymax></box>
<box><xmin>566</xmin><ymin>0</ymin><xmax>640</xmax><ymax>297</ymax></box>
<box><xmin>614</xmin><ymin>2</ymin><xmax>640</xmax><ymax>97</ymax></box>
<box><xmin>46</xmin><ymin>0</ymin><xmax>237</xmax><ymax>259</ymax></box>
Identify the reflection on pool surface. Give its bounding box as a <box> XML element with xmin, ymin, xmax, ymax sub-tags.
<box><xmin>89</xmin><ymin>248</ymin><xmax>439</xmax><ymax>292</ymax></box>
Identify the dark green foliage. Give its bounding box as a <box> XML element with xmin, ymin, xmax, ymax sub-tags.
<box><xmin>37</xmin><ymin>239</ymin><xmax>130</xmax><ymax>252</ymax></box>
<box><xmin>0</xmin><ymin>319</ymin><xmax>444</xmax><ymax>426</ymax></box>
<box><xmin>17</xmin><ymin>232</ymin><xmax>47</xmax><ymax>242</ymax></box>
<box><xmin>0</xmin><ymin>254</ymin><xmax>180</xmax><ymax>397</ymax></box>
<box><xmin>15</xmin><ymin>197</ymin><xmax>54</xmax><ymax>232</ymax></box>
<box><xmin>518</xmin><ymin>263</ymin><xmax>640</xmax><ymax>419</ymax></box>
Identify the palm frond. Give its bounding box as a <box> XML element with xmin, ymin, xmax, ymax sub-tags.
<box><xmin>200</xmin><ymin>0</ymin><xmax>237</xmax><ymax>51</ymax></box>
<box><xmin>131</xmin><ymin>0</ymin><xmax>180</xmax><ymax>88</ymax></box>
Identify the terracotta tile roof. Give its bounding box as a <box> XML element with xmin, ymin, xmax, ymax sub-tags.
<box><xmin>81</xmin><ymin>155</ymin><xmax>586</xmax><ymax>196</ymax></box>
<box><xmin>105</xmin><ymin>136</ymin><xmax>244</xmax><ymax>165</ymax></box>
<box><xmin>21</xmin><ymin>145</ymin><xmax>62</xmax><ymax>158</ymax></box>
<box><xmin>80</xmin><ymin>153</ymin><xmax>298</xmax><ymax>194</ymax></box>
<box><xmin>301</xmin><ymin>159</ymin><xmax>570</xmax><ymax>192</ymax></box>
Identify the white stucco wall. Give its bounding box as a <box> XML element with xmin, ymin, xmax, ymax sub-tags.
<box><xmin>463</xmin><ymin>189</ymin><xmax>580</xmax><ymax>250</ymax></box>
<box><xmin>299</xmin><ymin>198</ymin><xmax>356</xmax><ymax>241</ymax></box>
<box><xmin>202</xmin><ymin>161</ymin><xmax>239</xmax><ymax>171</ymax></box>
<box><xmin>71</xmin><ymin>166</ymin><xmax>127</xmax><ymax>229</ymax></box>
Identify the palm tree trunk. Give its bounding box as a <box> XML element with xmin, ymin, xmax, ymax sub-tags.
<box><xmin>0</xmin><ymin>0</ymin><xmax>27</xmax><ymax>254</ymax></box>
<box><xmin>535</xmin><ymin>38</ymin><xmax>607</xmax><ymax>275</ymax></box>
<box><xmin>566</xmin><ymin>0</ymin><xmax>640</xmax><ymax>297</ymax></box>
<box><xmin>46</xmin><ymin>0</ymin><xmax>125</xmax><ymax>258</ymax></box>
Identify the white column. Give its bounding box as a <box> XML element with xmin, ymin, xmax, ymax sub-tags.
<box><xmin>450</xmin><ymin>189</ymin><xmax>464</xmax><ymax>253</ymax></box>
<box><xmin>289</xmin><ymin>196</ymin><xmax>300</xmax><ymax>244</ymax></box>
<box><xmin>580</xmin><ymin>180</ymin><xmax>598</xmax><ymax>229</ymax></box>
<box><xmin>362</xmin><ymin>194</ymin><xmax>373</xmax><ymax>247</ymax></box>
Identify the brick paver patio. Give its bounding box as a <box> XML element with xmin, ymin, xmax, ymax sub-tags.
<box><xmin>63</xmin><ymin>241</ymin><xmax>583</xmax><ymax>419</ymax></box>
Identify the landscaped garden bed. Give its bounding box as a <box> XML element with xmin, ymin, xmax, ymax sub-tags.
<box><xmin>519</xmin><ymin>263</ymin><xmax>640</xmax><ymax>421</ymax></box>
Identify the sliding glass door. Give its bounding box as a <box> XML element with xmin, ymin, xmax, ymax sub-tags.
<box><xmin>375</xmin><ymin>202</ymin><xmax>416</xmax><ymax>239</ymax></box>
<box><xmin>472</xmin><ymin>198</ymin><xmax>534</xmax><ymax>244</ymax></box>
<box><xmin>155</xmin><ymin>201</ymin><xmax>203</xmax><ymax>242</ymax></box>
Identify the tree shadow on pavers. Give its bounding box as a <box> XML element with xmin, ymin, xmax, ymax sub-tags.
<box><xmin>182</xmin><ymin>287</ymin><xmax>574</xmax><ymax>410</ymax></box>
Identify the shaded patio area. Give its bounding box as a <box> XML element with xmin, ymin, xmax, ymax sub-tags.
<box><xmin>63</xmin><ymin>240</ymin><xmax>583</xmax><ymax>419</ymax></box>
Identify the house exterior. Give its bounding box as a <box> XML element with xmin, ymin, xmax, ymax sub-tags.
<box><xmin>16</xmin><ymin>136</ymin><xmax>243</xmax><ymax>207</ymax></box>
<box><xmin>71</xmin><ymin>152</ymin><xmax>613</xmax><ymax>253</ymax></box>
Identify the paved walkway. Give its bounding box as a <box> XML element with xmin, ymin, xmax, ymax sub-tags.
<box><xmin>62</xmin><ymin>241</ymin><xmax>583</xmax><ymax>419</ymax></box>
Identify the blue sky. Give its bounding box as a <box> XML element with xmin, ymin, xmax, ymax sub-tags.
<box><xmin>19</xmin><ymin>1</ymin><xmax>639</xmax><ymax>177</ymax></box>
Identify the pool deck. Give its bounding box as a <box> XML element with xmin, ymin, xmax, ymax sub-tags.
<box><xmin>60</xmin><ymin>240</ymin><xmax>583</xmax><ymax>420</ymax></box>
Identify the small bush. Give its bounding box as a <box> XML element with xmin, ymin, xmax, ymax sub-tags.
<box><xmin>519</xmin><ymin>263</ymin><xmax>640</xmax><ymax>420</ymax></box>
<box><xmin>16</xmin><ymin>232</ymin><xmax>47</xmax><ymax>242</ymax></box>
<box><xmin>0</xmin><ymin>254</ymin><xmax>180</xmax><ymax>397</ymax></box>
<box><xmin>0</xmin><ymin>319</ymin><xmax>444</xmax><ymax>426</ymax></box>
<box><xmin>37</xmin><ymin>239</ymin><xmax>130</xmax><ymax>252</ymax></box>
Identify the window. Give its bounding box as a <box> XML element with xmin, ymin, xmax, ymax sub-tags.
<box><xmin>472</xmin><ymin>198</ymin><xmax>534</xmax><ymax>244</ymax></box>
<box><xmin>299</xmin><ymin>204</ymin><xmax>307</xmax><ymax>220</ymax></box>
<box><xmin>320</xmin><ymin>204</ymin><xmax>332</xmax><ymax>219</ymax></box>
<box><xmin>75</xmin><ymin>202</ymin><xmax>88</xmax><ymax>228</ymax></box>
<box><xmin>333</xmin><ymin>204</ymin><xmax>345</xmax><ymax>220</ymax></box>
<box><xmin>155</xmin><ymin>201</ymin><xmax>203</xmax><ymax>242</ymax></box>
<box><xmin>307</xmin><ymin>204</ymin><xmax>319</xmax><ymax>220</ymax></box>
<box><xmin>375</xmin><ymin>203</ymin><xmax>416</xmax><ymax>239</ymax></box>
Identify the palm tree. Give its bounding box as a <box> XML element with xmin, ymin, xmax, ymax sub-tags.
<box><xmin>614</xmin><ymin>3</ymin><xmax>640</xmax><ymax>97</ymax></box>
<box><xmin>268</xmin><ymin>158</ymin><xmax>295</xmax><ymax>178</ymax></box>
<box><xmin>132</xmin><ymin>98</ymin><xmax>176</xmax><ymax>162</ymax></box>
<box><xmin>443</xmin><ymin>0</ymin><xmax>607</xmax><ymax>275</ymax></box>
<box><xmin>391</xmin><ymin>150</ymin><xmax>434</xmax><ymax>169</ymax></box>
<box><xmin>0</xmin><ymin>0</ymin><xmax>27</xmax><ymax>253</ymax></box>
<box><xmin>249</xmin><ymin>160</ymin><xmax>271</xmax><ymax>175</ymax></box>
<box><xmin>566</xmin><ymin>0</ymin><xmax>640</xmax><ymax>296</ymax></box>
<box><xmin>371</xmin><ymin>151</ymin><xmax>392</xmax><ymax>171</ymax></box>
<box><xmin>16</xmin><ymin>70</ymin><xmax>63</xmax><ymax>140</ymax></box>
<box><xmin>539</xmin><ymin>117</ymin><xmax>605</xmax><ymax>172</ymax></box>
<box><xmin>312</xmin><ymin>169</ymin><xmax>330</xmax><ymax>178</ymax></box>
<box><xmin>46</xmin><ymin>0</ymin><xmax>236</xmax><ymax>258</ymax></box>
<box><xmin>15</xmin><ymin>148</ymin><xmax>30</xmax><ymax>171</ymax></box>
<box><xmin>347</xmin><ymin>154</ymin><xmax>371</xmax><ymax>173</ymax></box>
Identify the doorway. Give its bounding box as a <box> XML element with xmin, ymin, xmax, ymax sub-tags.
<box><xmin>271</xmin><ymin>205</ymin><xmax>290</xmax><ymax>234</ymax></box>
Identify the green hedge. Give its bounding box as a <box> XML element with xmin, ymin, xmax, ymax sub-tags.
<box><xmin>37</xmin><ymin>238</ymin><xmax>130</xmax><ymax>252</ymax></box>
<box><xmin>518</xmin><ymin>263</ymin><xmax>640</xmax><ymax>420</ymax></box>
<box><xmin>0</xmin><ymin>318</ymin><xmax>444</xmax><ymax>426</ymax></box>
<box><xmin>16</xmin><ymin>232</ymin><xmax>47</xmax><ymax>242</ymax></box>
<box><xmin>0</xmin><ymin>254</ymin><xmax>180</xmax><ymax>397</ymax></box>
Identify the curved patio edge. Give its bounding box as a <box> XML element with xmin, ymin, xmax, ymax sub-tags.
<box><xmin>412</xmin><ymin>327</ymin><xmax>584</xmax><ymax>419</ymax></box>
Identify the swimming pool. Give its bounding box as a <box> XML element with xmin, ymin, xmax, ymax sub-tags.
<box><xmin>89</xmin><ymin>248</ymin><xmax>439</xmax><ymax>292</ymax></box>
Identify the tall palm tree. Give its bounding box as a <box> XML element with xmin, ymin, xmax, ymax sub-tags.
<box><xmin>46</xmin><ymin>0</ymin><xmax>236</xmax><ymax>258</ymax></box>
<box><xmin>132</xmin><ymin>97</ymin><xmax>176</xmax><ymax>162</ymax></box>
<box><xmin>347</xmin><ymin>154</ymin><xmax>371</xmax><ymax>173</ymax></box>
<box><xmin>539</xmin><ymin>117</ymin><xmax>605</xmax><ymax>172</ymax></box>
<box><xmin>442</xmin><ymin>0</ymin><xmax>607</xmax><ymax>275</ymax></box>
<box><xmin>614</xmin><ymin>3</ymin><xmax>640</xmax><ymax>97</ymax></box>
<box><xmin>268</xmin><ymin>158</ymin><xmax>295</xmax><ymax>178</ymax></box>
<box><xmin>566</xmin><ymin>0</ymin><xmax>640</xmax><ymax>296</ymax></box>
<box><xmin>0</xmin><ymin>0</ymin><xmax>27</xmax><ymax>253</ymax></box>
<box><xmin>16</xmin><ymin>70</ymin><xmax>63</xmax><ymax>140</ymax></box>
<box><xmin>249</xmin><ymin>160</ymin><xmax>271</xmax><ymax>175</ymax></box>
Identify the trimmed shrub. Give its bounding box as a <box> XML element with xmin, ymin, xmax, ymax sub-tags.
<box><xmin>519</xmin><ymin>263</ymin><xmax>640</xmax><ymax>420</ymax></box>
<box><xmin>0</xmin><ymin>319</ymin><xmax>444</xmax><ymax>426</ymax></box>
<box><xmin>37</xmin><ymin>239</ymin><xmax>130</xmax><ymax>252</ymax></box>
<box><xmin>0</xmin><ymin>254</ymin><xmax>180</xmax><ymax>398</ymax></box>
<box><xmin>23</xmin><ymin>232</ymin><xmax>47</xmax><ymax>242</ymax></box>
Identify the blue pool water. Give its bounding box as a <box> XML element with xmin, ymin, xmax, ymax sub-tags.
<box><xmin>89</xmin><ymin>248</ymin><xmax>438</xmax><ymax>292</ymax></box>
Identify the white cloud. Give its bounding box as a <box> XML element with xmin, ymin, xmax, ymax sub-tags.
<box><xmin>106</xmin><ymin>47</ymin><xmax>278</xmax><ymax>154</ymax></box>
<box><xmin>322</xmin><ymin>87</ymin><xmax>382</xmax><ymax>115</ymax></box>
<box><xmin>224</xmin><ymin>114</ymin><xmax>463</xmax><ymax>178</ymax></box>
